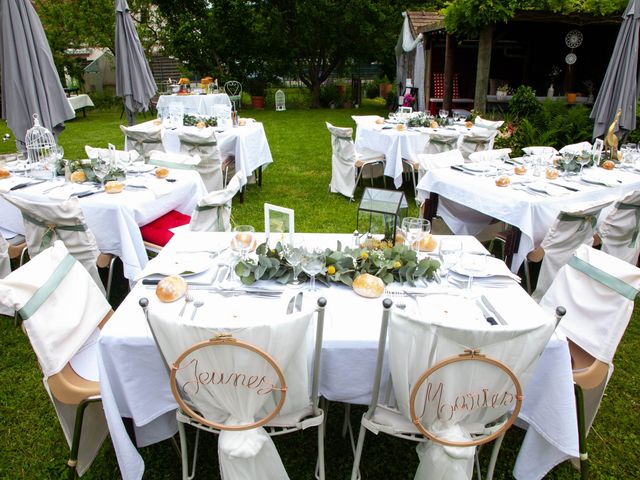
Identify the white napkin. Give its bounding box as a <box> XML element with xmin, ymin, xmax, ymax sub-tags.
<box><xmin>418</xmin><ymin>150</ymin><xmax>464</xmax><ymax>171</ymax></box>
<box><xmin>135</xmin><ymin>252</ymin><xmax>213</xmax><ymax>280</ymax></box>
<box><xmin>581</xmin><ymin>170</ymin><xmax>621</xmax><ymax>187</ymax></box>
<box><xmin>527</xmin><ymin>182</ymin><xmax>571</xmax><ymax>196</ymax></box>
<box><xmin>126</xmin><ymin>177</ymin><xmax>172</xmax><ymax>197</ymax></box>
<box><xmin>0</xmin><ymin>177</ymin><xmax>37</xmax><ymax>192</ymax></box>
<box><xmin>559</xmin><ymin>141</ymin><xmax>592</xmax><ymax>154</ymax></box>
<box><xmin>47</xmin><ymin>183</ymin><xmax>96</xmax><ymax>200</ymax></box>
<box><xmin>451</xmin><ymin>256</ymin><xmax>521</xmax><ymax>282</ymax></box>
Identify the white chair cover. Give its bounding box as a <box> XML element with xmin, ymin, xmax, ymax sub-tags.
<box><xmin>147</xmin><ymin>306</ymin><xmax>316</xmax><ymax>480</ymax></box>
<box><xmin>415</xmin><ymin>150</ymin><xmax>464</xmax><ymax>204</ymax></box>
<box><xmin>522</xmin><ymin>146</ymin><xmax>559</xmax><ymax>157</ymax></box>
<box><xmin>468</xmin><ymin>148</ymin><xmax>512</xmax><ymax>163</ymax></box>
<box><xmin>559</xmin><ymin>141</ymin><xmax>592</xmax><ymax>155</ymax></box>
<box><xmin>189</xmin><ymin>171</ymin><xmax>245</xmax><ymax>232</ymax></box>
<box><xmin>474</xmin><ymin>115</ymin><xmax>504</xmax><ymax>130</ymax></box>
<box><xmin>532</xmin><ymin>201</ymin><xmax>609</xmax><ymax>301</ymax></box>
<box><xmin>120</xmin><ymin>124</ymin><xmax>163</xmax><ymax>160</ymax></box>
<box><xmin>1</xmin><ymin>194</ymin><xmax>104</xmax><ymax>293</ymax></box>
<box><xmin>598</xmin><ymin>190</ymin><xmax>640</xmax><ymax>265</ymax></box>
<box><xmin>540</xmin><ymin>245</ymin><xmax>640</xmax><ymax>430</ymax></box>
<box><xmin>148</xmin><ymin>150</ymin><xmax>201</xmax><ymax>170</ymax></box>
<box><xmin>213</xmin><ymin>104</ymin><xmax>233</xmax><ymax>129</ymax></box>
<box><xmin>0</xmin><ymin>241</ymin><xmax>111</xmax><ymax>475</ymax></box>
<box><xmin>0</xmin><ymin>234</ymin><xmax>10</xmax><ymax>279</ymax></box>
<box><xmin>424</xmin><ymin>130</ymin><xmax>461</xmax><ymax>155</ymax></box>
<box><xmin>388</xmin><ymin>310</ymin><xmax>554</xmax><ymax>479</ymax></box>
<box><xmin>178</xmin><ymin>127</ymin><xmax>223</xmax><ymax>192</ymax></box>
<box><xmin>351</xmin><ymin>115</ymin><xmax>384</xmax><ymax>126</ymax></box>
<box><xmin>326</xmin><ymin>122</ymin><xmax>357</xmax><ymax>198</ymax></box>
<box><xmin>460</xmin><ymin>128</ymin><xmax>497</xmax><ymax>160</ymax></box>
<box><xmin>85</xmin><ymin>145</ymin><xmax>140</xmax><ymax>165</ymax></box>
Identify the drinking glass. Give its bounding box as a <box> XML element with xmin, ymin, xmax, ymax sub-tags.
<box><xmin>283</xmin><ymin>235</ymin><xmax>305</xmax><ymax>287</ymax></box>
<box><xmin>231</xmin><ymin>225</ymin><xmax>255</xmax><ymax>261</ymax></box>
<box><xmin>300</xmin><ymin>247</ymin><xmax>325</xmax><ymax>292</ymax></box>
<box><xmin>577</xmin><ymin>154</ymin><xmax>591</xmax><ymax>175</ymax></box>
<box><xmin>439</xmin><ymin>237</ymin><xmax>462</xmax><ymax>285</ymax></box>
<box><xmin>621</xmin><ymin>143</ymin><xmax>637</xmax><ymax>169</ymax></box>
<box><xmin>402</xmin><ymin>217</ymin><xmax>431</xmax><ymax>254</ymax></box>
<box><xmin>559</xmin><ymin>153</ymin><xmax>574</xmax><ymax>177</ymax></box>
<box><xmin>460</xmin><ymin>253</ymin><xmax>487</xmax><ymax>292</ymax></box>
<box><xmin>438</xmin><ymin>109</ymin><xmax>449</xmax><ymax>120</ymax></box>
<box><xmin>93</xmin><ymin>154</ymin><xmax>110</xmax><ymax>185</ymax></box>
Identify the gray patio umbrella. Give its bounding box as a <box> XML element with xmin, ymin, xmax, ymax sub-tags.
<box><xmin>590</xmin><ymin>0</ymin><xmax>640</xmax><ymax>139</ymax></box>
<box><xmin>115</xmin><ymin>0</ymin><xmax>156</xmax><ymax>126</ymax></box>
<box><xmin>0</xmin><ymin>0</ymin><xmax>75</xmax><ymax>148</ymax></box>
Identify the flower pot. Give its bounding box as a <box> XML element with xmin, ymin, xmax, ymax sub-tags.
<box><xmin>337</xmin><ymin>85</ymin><xmax>346</xmax><ymax>97</ymax></box>
<box><xmin>251</xmin><ymin>96</ymin><xmax>265</xmax><ymax>110</ymax></box>
<box><xmin>566</xmin><ymin>93</ymin><xmax>577</xmax><ymax>104</ymax></box>
<box><xmin>379</xmin><ymin>82</ymin><xmax>392</xmax><ymax>98</ymax></box>
<box><xmin>496</xmin><ymin>91</ymin><xmax>507</xmax><ymax>101</ymax></box>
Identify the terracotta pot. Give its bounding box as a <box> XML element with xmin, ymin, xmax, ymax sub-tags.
<box><xmin>251</xmin><ymin>96</ymin><xmax>265</xmax><ymax>109</ymax></box>
<box><xmin>379</xmin><ymin>82</ymin><xmax>392</xmax><ymax>98</ymax></box>
<box><xmin>566</xmin><ymin>93</ymin><xmax>577</xmax><ymax>104</ymax></box>
<box><xmin>337</xmin><ymin>85</ymin><xmax>347</xmax><ymax>96</ymax></box>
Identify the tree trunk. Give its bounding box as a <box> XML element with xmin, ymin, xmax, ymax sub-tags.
<box><xmin>474</xmin><ymin>25</ymin><xmax>494</xmax><ymax>113</ymax></box>
<box><xmin>443</xmin><ymin>34</ymin><xmax>456</xmax><ymax>113</ymax></box>
<box><xmin>310</xmin><ymin>80</ymin><xmax>322</xmax><ymax>108</ymax></box>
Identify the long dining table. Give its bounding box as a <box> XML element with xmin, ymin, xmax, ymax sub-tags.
<box><xmin>0</xmin><ymin>169</ymin><xmax>207</xmax><ymax>281</ymax></box>
<box><xmin>97</xmin><ymin>231</ymin><xmax>578</xmax><ymax>480</ymax></box>
<box><xmin>417</xmin><ymin>163</ymin><xmax>640</xmax><ymax>272</ymax></box>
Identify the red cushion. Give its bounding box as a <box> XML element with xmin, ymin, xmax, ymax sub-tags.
<box><xmin>140</xmin><ymin>210</ymin><xmax>191</xmax><ymax>247</ymax></box>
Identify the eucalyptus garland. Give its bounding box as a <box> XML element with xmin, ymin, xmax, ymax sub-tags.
<box><xmin>55</xmin><ymin>158</ymin><xmax>125</xmax><ymax>182</ymax></box>
<box><xmin>235</xmin><ymin>241</ymin><xmax>440</xmax><ymax>287</ymax></box>
<box><xmin>183</xmin><ymin>114</ymin><xmax>218</xmax><ymax>127</ymax></box>
<box><xmin>556</xmin><ymin>150</ymin><xmax>595</xmax><ymax>173</ymax></box>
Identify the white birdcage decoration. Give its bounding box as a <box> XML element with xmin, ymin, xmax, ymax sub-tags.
<box><xmin>25</xmin><ymin>113</ymin><xmax>59</xmax><ymax>165</ymax></box>
<box><xmin>275</xmin><ymin>89</ymin><xmax>286</xmax><ymax>111</ymax></box>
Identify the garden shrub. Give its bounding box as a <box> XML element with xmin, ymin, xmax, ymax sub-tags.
<box><xmin>509</xmin><ymin>85</ymin><xmax>540</xmax><ymax>119</ymax></box>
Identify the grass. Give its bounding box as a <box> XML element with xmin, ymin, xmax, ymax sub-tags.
<box><xmin>0</xmin><ymin>105</ymin><xmax>638</xmax><ymax>478</ymax></box>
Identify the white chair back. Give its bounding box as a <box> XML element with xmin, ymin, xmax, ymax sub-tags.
<box><xmin>85</xmin><ymin>145</ymin><xmax>140</xmax><ymax>165</ymax></box>
<box><xmin>532</xmin><ymin>201</ymin><xmax>610</xmax><ymax>301</ymax></box>
<box><xmin>559</xmin><ymin>141</ymin><xmax>592</xmax><ymax>155</ymax></box>
<box><xmin>522</xmin><ymin>146</ymin><xmax>558</xmax><ymax>157</ymax></box>
<box><xmin>120</xmin><ymin>124</ymin><xmax>163</xmax><ymax>160</ymax></box>
<box><xmin>598</xmin><ymin>190</ymin><xmax>640</xmax><ymax>265</ymax></box>
<box><xmin>189</xmin><ymin>171</ymin><xmax>245</xmax><ymax>231</ymax></box>
<box><xmin>144</xmin><ymin>296</ymin><xmax>324</xmax><ymax>479</ymax></box>
<box><xmin>326</xmin><ymin>122</ymin><xmax>357</xmax><ymax>198</ymax></box>
<box><xmin>474</xmin><ymin>115</ymin><xmax>504</xmax><ymax>130</ymax></box>
<box><xmin>1</xmin><ymin>194</ymin><xmax>103</xmax><ymax>292</ymax></box>
<box><xmin>148</xmin><ymin>150</ymin><xmax>201</xmax><ymax>170</ymax></box>
<box><xmin>0</xmin><ymin>235</ymin><xmax>10</xmax><ymax>279</ymax></box>
<box><xmin>468</xmin><ymin>148</ymin><xmax>512</xmax><ymax>163</ymax></box>
<box><xmin>459</xmin><ymin>128</ymin><xmax>497</xmax><ymax>160</ymax></box>
<box><xmin>424</xmin><ymin>131</ymin><xmax>460</xmax><ymax>155</ymax></box>
<box><xmin>178</xmin><ymin>127</ymin><xmax>223</xmax><ymax>191</ymax></box>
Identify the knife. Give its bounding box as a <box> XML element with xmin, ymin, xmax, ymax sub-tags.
<box><xmin>9</xmin><ymin>179</ymin><xmax>46</xmax><ymax>190</ymax></box>
<box><xmin>286</xmin><ymin>295</ymin><xmax>296</xmax><ymax>314</ymax></box>
<box><xmin>550</xmin><ymin>181</ymin><xmax>580</xmax><ymax>192</ymax></box>
<box><xmin>475</xmin><ymin>299</ymin><xmax>498</xmax><ymax>326</ymax></box>
<box><xmin>75</xmin><ymin>188</ymin><xmax>103</xmax><ymax>198</ymax></box>
<box><xmin>480</xmin><ymin>295</ymin><xmax>507</xmax><ymax>325</ymax></box>
<box><xmin>294</xmin><ymin>291</ymin><xmax>304</xmax><ymax>312</ymax></box>
<box><xmin>451</xmin><ymin>165</ymin><xmax>477</xmax><ymax>176</ymax></box>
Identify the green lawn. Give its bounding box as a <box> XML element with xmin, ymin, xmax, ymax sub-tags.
<box><xmin>0</xmin><ymin>106</ymin><xmax>638</xmax><ymax>479</ymax></box>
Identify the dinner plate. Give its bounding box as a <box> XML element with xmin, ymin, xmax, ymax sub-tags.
<box><xmin>127</xmin><ymin>164</ymin><xmax>154</xmax><ymax>174</ymax></box>
<box><xmin>580</xmin><ymin>173</ymin><xmax>620</xmax><ymax>187</ymax></box>
<box><xmin>152</xmin><ymin>253</ymin><xmax>211</xmax><ymax>276</ymax></box>
<box><xmin>462</xmin><ymin>163</ymin><xmax>492</xmax><ymax>174</ymax></box>
<box><xmin>415</xmin><ymin>294</ymin><xmax>486</xmax><ymax>327</ymax></box>
<box><xmin>450</xmin><ymin>254</ymin><xmax>493</xmax><ymax>277</ymax></box>
<box><xmin>527</xmin><ymin>182</ymin><xmax>569</xmax><ymax>196</ymax></box>
<box><xmin>5</xmin><ymin>162</ymin><xmax>31</xmax><ymax>173</ymax></box>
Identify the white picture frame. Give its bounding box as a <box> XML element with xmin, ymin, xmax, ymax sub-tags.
<box><xmin>593</xmin><ymin>138</ymin><xmax>604</xmax><ymax>163</ymax></box>
<box><xmin>264</xmin><ymin>203</ymin><xmax>294</xmax><ymax>246</ymax></box>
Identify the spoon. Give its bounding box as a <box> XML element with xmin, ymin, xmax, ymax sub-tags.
<box><xmin>190</xmin><ymin>300</ymin><xmax>204</xmax><ymax>321</ymax></box>
<box><xmin>179</xmin><ymin>293</ymin><xmax>193</xmax><ymax>317</ymax></box>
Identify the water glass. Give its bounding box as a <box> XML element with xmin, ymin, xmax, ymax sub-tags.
<box><xmin>402</xmin><ymin>217</ymin><xmax>431</xmax><ymax>253</ymax></box>
<box><xmin>283</xmin><ymin>235</ymin><xmax>305</xmax><ymax>287</ymax></box>
<box><xmin>231</xmin><ymin>225</ymin><xmax>255</xmax><ymax>261</ymax></box>
<box><xmin>300</xmin><ymin>247</ymin><xmax>325</xmax><ymax>292</ymax></box>
<box><xmin>439</xmin><ymin>238</ymin><xmax>462</xmax><ymax>284</ymax></box>
<box><xmin>438</xmin><ymin>109</ymin><xmax>449</xmax><ymax>120</ymax></box>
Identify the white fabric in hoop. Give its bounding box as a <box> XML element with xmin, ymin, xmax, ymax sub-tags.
<box><xmin>327</xmin><ymin>122</ymin><xmax>357</xmax><ymax>198</ymax></box>
<box><xmin>178</xmin><ymin>126</ymin><xmax>223</xmax><ymax>192</ymax></box>
<box><xmin>0</xmin><ymin>241</ymin><xmax>110</xmax><ymax>475</ymax></box>
<box><xmin>189</xmin><ymin>171</ymin><xmax>245</xmax><ymax>232</ymax></box>
<box><xmin>147</xmin><ymin>307</ymin><xmax>316</xmax><ymax>479</ymax></box>
<box><xmin>388</xmin><ymin>310</ymin><xmax>554</xmax><ymax>480</ymax></box>
<box><xmin>598</xmin><ymin>190</ymin><xmax>640</xmax><ymax>265</ymax></box>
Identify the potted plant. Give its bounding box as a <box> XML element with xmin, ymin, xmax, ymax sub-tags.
<box><xmin>496</xmin><ymin>84</ymin><xmax>509</xmax><ymax>101</ymax></box>
<box><xmin>248</xmin><ymin>77</ymin><xmax>267</xmax><ymax>109</ymax></box>
<box><xmin>378</xmin><ymin>75</ymin><xmax>392</xmax><ymax>98</ymax></box>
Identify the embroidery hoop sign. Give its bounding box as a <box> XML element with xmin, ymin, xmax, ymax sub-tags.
<box><xmin>264</xmin><ymin>203</ymin><xmax>294</xmax><ymax>246</ymax></box>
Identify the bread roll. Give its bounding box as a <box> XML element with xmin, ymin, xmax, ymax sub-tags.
<box><xmin>465</xmin><ymin>120</ymin><xmax>473</xmax><ymax>128</ymax></box>
<box><xmin>155</xmin><ymin>167</ymin><xmax>169</xmax><ymax>179</ymax></box>
<box><xmin>70</xmin><ymin>170</ymin><xmax>86</xmax><ymax>183</ymax></box>
<box><xmin>495</xmin><ymin>175</ymin><xmax>510</xmax><ymax>187</ymax></box>
<box><xmin>353</xmin><ymin>273</ymin><xmax>384</xmax><ymax>298</ymax></box>
<box><xmin>545</xmin><ymin>168</ymin><xmax>559</xmax><ymax>180</ymax></box>
<box><xmin>514</xmin><ymin>165</ymin><xmax>527</xmax><ymax>175</ymax></box>
<box><xmin>156</xmin><ymin>275</ymin><xmax>188</xmax><ymax>303</ymax></box>
<box><xmin>0</xmin><ymin>167</ymin><xmax>10</xmax><ymax>179</ymax></box>
<box><xmin>602</xmin><ymin>160</ymin><xmax>615</xmax><ymax>170</ymax></box>
<box><xmin>104</xmin><ymin>180</ymin><xmax>125</xmax><ymax>194</ymax></box>
<box><xmin>396</xmin><ymin>124</ymin><xmax>406</xmax><ymax>131</ymax></box>
<box><xmin>375</xmin><ymin>118</ymin><xmax>384</xmax><ymax>124</ymax></box>
<box><xmin>414</xmin><ymin>234</ymin><xmax>438</xmax><ymax>252</ymax></box>
<box><xmin>430</xmin><ymin>120</ymin><xmax>439</xmax><ymax>129</ymax></box>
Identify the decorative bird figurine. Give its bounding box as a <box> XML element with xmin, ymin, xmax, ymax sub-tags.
<box><xmin>604</xmin><ymin>109</ymin><xmax>622</xmax><ymax>161</ymax></box>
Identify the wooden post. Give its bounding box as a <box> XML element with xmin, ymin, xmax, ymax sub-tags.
<box><xmin>424</xmin><ymin>36</ymin><xmax>432</xmax><ymax>114</ymax></box>
<box><xmin>443</xmin><ymin>34</ymin><xmax>456</xmax><ymax>112</ymax></box>
<box><xmin>474</xmin><ymin>25</ymin><xmax>494</xmax><ymax>113</ymax></box>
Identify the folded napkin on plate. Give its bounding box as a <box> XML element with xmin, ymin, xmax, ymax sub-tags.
<box><xmin>452</xmin><ymin>256</ymin><xmax>521</xmax><ymax>283</ymax></box>
<box><xmin>47</xmin><ymin>183</ymin><xmax>96</xmax><ymax>200</ymax></box>
<box><xmin>522</xmin><ymin>146</ymin><xmax>558</xmax><ymax>156</ymax></box>
<box><xmin>134</xmin><ymin>252</ymin><xmax>216</xmax><ymax>284</ymax></box>
<box><xmin>581</xmin><ymin>171</ymin><xmax>621</xmax><ymax>187</ymax></box>
<box><xmin>559</xmin><ymin>141</ymin><xmax>592</xmax><ymax>154</ymax></box>
<box><xmin>469</xmin><ymin>148</ymin><xmax>512</xmax><ymax>163</ymax></box>
<box><xmin>127</xmin><ymin>177</ymin><xmax>171</xmax><ymax>197</ymax></box>
<box><xmin>0</xmin><ymin>177</ymin><xmax>33</xmax><ymax>192</ymax></box>
<box><xmin>527</xmin><ymin>182</ymin><xmax>571</xmax><ymax>196</ymax></box>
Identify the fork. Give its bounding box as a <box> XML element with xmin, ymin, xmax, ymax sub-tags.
<box><xmin>179</xmin><ymin>293</ymin><xmax>194</xmax><ymax>317</ymax></box>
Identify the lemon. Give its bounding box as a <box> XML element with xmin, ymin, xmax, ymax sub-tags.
<box><xmin>327</xmin><ymin>265</ymin><xmax>336</xmax><ymax>275</ymax></box>
<box><xmin>361</xmin><ymin>252</ymin><xmax>369</xmax><ymax>260</ymax></box>
<box><xmin>393</xmin><ymin>261</ymin><xmax>402</xmax><ymax>269</ymax></box>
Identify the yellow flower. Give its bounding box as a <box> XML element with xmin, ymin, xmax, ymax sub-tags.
<box><xmin>327</xmin><ymin>265</ymin><xmax>336</xmax><ymax>275</ymax></box>
<box><xmin>361</xmin><ymin>252</ymin><xmax>369</xmax><ymax>260</ymax></box>
<box><xmin>393</xmin><ymin>261</ymin><xmax>402</xmax><ymax>269</ymax></box>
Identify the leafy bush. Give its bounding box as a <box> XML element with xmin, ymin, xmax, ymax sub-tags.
<box><xmin>509</xmin><ymin>85</ymin><xmax>540</xmax><ymax>118</ymax></box>
<box><xmin>89</xmin><ymin>90</ymin><xmax>119</xmax><ymax>109</ymax></box>
<box><xmin>319</xmin><ymin>85</ymin><xmax>341</xmax><ymax>108</ymax></box>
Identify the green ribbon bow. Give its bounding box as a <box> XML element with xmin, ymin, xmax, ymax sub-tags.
<box><xmin>22</xmin><ymin>212</ymin><xmax>87</xmax><ymax>250</ymax></box>
<box><xmin>18</xmin><ymin>254</ymin><xmax>75</xmax><ymax>319</ymax></box>
<box><xmin>559</xmin><ymin>211</ymin><xmax>600</xmax><ymax>232</ymax></box>
<box><xmin>568</xmin><ymin>255</ymin><xmax>639</xmax><ymax>300</ymax></box>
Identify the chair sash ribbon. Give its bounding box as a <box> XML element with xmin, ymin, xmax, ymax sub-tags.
<box><xmin>149</xmin><ymin>158</ymin><xmax>196</xmax><ymax>170</ymax></box>
<box><xmin>559</xmin><ymin>211</ymin><xmax>599</xmax><ymax>232</ymax></box>
<box><xmin>429</xmin><ymin>137</ymin><xmax>458</xmax><ymax>146</ymax></box>
<box><xmin>22</xmin><ymin>212</ymin><xmax>87</xmax><ymax>249</ymax></box>
<box><xmin>194</xmin><ymin>204</ymin><xmax>229</xmax><ymax>231</ymax></box>
<box><xmin>616</xmin><ymin>202</ymin><xmax>640</xmax><ymax>247</ymax></box>
<box><xmin>183</xmin><ymin>141</ymin><xmax>217</xmax><ymax>156</ymax></box>
<box><xmin>18</xmin><ymin>254</ymin><xmax>75</xmax><ymax>319</ymax></box>
<box><xmin>568</xmin><ymin>255</ymin><xmax>639</xmax><ymax>300</ymax></box>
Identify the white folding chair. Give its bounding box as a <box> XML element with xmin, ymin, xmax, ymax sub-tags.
<box><xmin>424</xmin><ymin>131</ymin><xmax>461</xmax><ymax>155</ymax></box>
<box><xmin>597</xmin><ymin>190</ymin><xmax>640</xmax><ymax>265</ymax></box>
<box><xmin>0</xmin><ymin>234</ymin><xmax>12</xmax><ymax>279</ymax></box>
<box><xmin>460</xmin><ymin>128</ymin><xmax>498</xmax><ymax>161</ymax></box>
<box><xmin>351</xmin><ymin>299</ymin><xmax>557</xmax><ymax>480</ymax></box>
<box><xmin>120</xmin><ymin>124</ymin><xmax>163</xmax><ymax>161</ymax></box>
<box><xmin>178</xmin><ymin>127</ymin><xmax>224</xmax><ymax>192</ymax></box>
<box><xmin>540</xmin><ymin>245</ymin><xmax>640</xmax><ymax>476</ymax></box>
<box><xmin>326</xmin><ymin>122</ymin><xmax>386</xmax><ymax>201</ymax></box>
<box><xmin>139</xmin><ymin>295</ymin><xmax>327</xmax><ymax>480</ymax></box>
<box><xmin>189</xmin><ymin>171</ymin><xmax>245</xmax><ymax>232</ymax></box>
<box><xmin>531</xmin><ymin>201</ymin><xmax>610</xmax><ymax>300</ymax></box>
<box><xmin>0</xmin><ymin>241</ymin><xmax>111</xmax><ymax>476</ymax></box>
<box><xmin>1</xmin><ymin>194</ymin><xmax>115</xmax><ymax>300</ymax></box>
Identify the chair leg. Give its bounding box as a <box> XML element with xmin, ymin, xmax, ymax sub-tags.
<box><xmin>178</xmin><ymin>421</ymin><xmax>200</xmax><ymax>480</ymax></box>
<box><xmin>67</xmin><ymin>397</ymin><xmax>102</xmax><ymax>475</ymax></box>
<box><xmin>315</xmin><ymin>415</ymin><xmax>326</xmax><ymax>480</ymax></box>
<box><xmin>105</xmin><ymin>256</ymin><xmax>116</xmax><ymax>302</ymax></box>
<box><xmin>575</xmin><ymin>384</ymin><xmax>589</xmax><ymax>480</ymax></box>
<box><xmin>485</xmin><ymin>432</ymin><xmax>505</xmax><ymax>480</ymax></box>
<box><xmin>350</xmin><ymin>422</ymin><xmax>368</xmax><ymax>480</ymax></box>
<box><xmin>523</xmin><ymin>260</ymin><xmax>532</xmax><ymax>294</ymax></box>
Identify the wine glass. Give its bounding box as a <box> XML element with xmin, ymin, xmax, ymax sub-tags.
<box><xmin>559</xmin><ymin>153</ymin><xmax>574</xmax><ymax>177</ymax></box>
<box><xmin>402</xmin><ymin>217</ymin><xmax>431</xmax><ymax>254</ymax></box>
<box><xmin>283</xmin><ymin>235</ymin><xmax>304</xmax><ymax>287</ymax></box>
<box><xmin>577</xmin><ymin>153</ymin><xmax>591</xmax><ymax>175</ymax></box>
<box><xmin>231</xmin><ymin>225</ymin><xmax>255</xmax><ymax>261</ymax></box>
<box><xmin>439</xmin><ymin>237</ymin><xmax>462</xmax><ymax>286</ymax></box>
<box><xmin>460</xmin><ymin>253</ymin><xmax>487</xmax><ymax>292</ymax></box>
<box><xmin>300</xmin><ymin>247</ymin><xmax>325</xmax><ymax>292</ymax></box>
<box><xmin>621</xmin><ymin>143</ymin><xmax>637</xmax><ymax>169</ymax></box>
<box><xmin>438</xmin><ymin>109</ymin><xmax>448</xmax><ymax>120</ymax></box>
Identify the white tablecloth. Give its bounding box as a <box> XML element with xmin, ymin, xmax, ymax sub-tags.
<box><xmin>68</xmin><ymin>94</ymin><xmax>94</xmax><ymax>112</ymax></box>
<box><xmin>97</xmin><ymin>232</ymin><xmax>578</xmax><ymax>480</ymax></box>
<box><xmin>0</xmin><ymin>170</ymin><xmax>207</xmax><ymax>280</ymax></box>
<box><xmin>156</xmin><ymin>93</ymin><xmax>231</xmax><ymax>115</ymax></box>
<box><xmin>417</xmin><ymin>166</ymin><xmax>640</xmax><ymax>271</ymax></box>
<box><xmin>355</xmin><ymin>124</ymin><xmax>466</xmax><ymax>188</ymax></box>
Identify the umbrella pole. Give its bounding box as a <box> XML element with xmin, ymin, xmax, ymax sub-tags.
<box><xmin>124</xmin><ymin>105</ymin><xmax>136</xmax><ymax>126</ymax></box>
